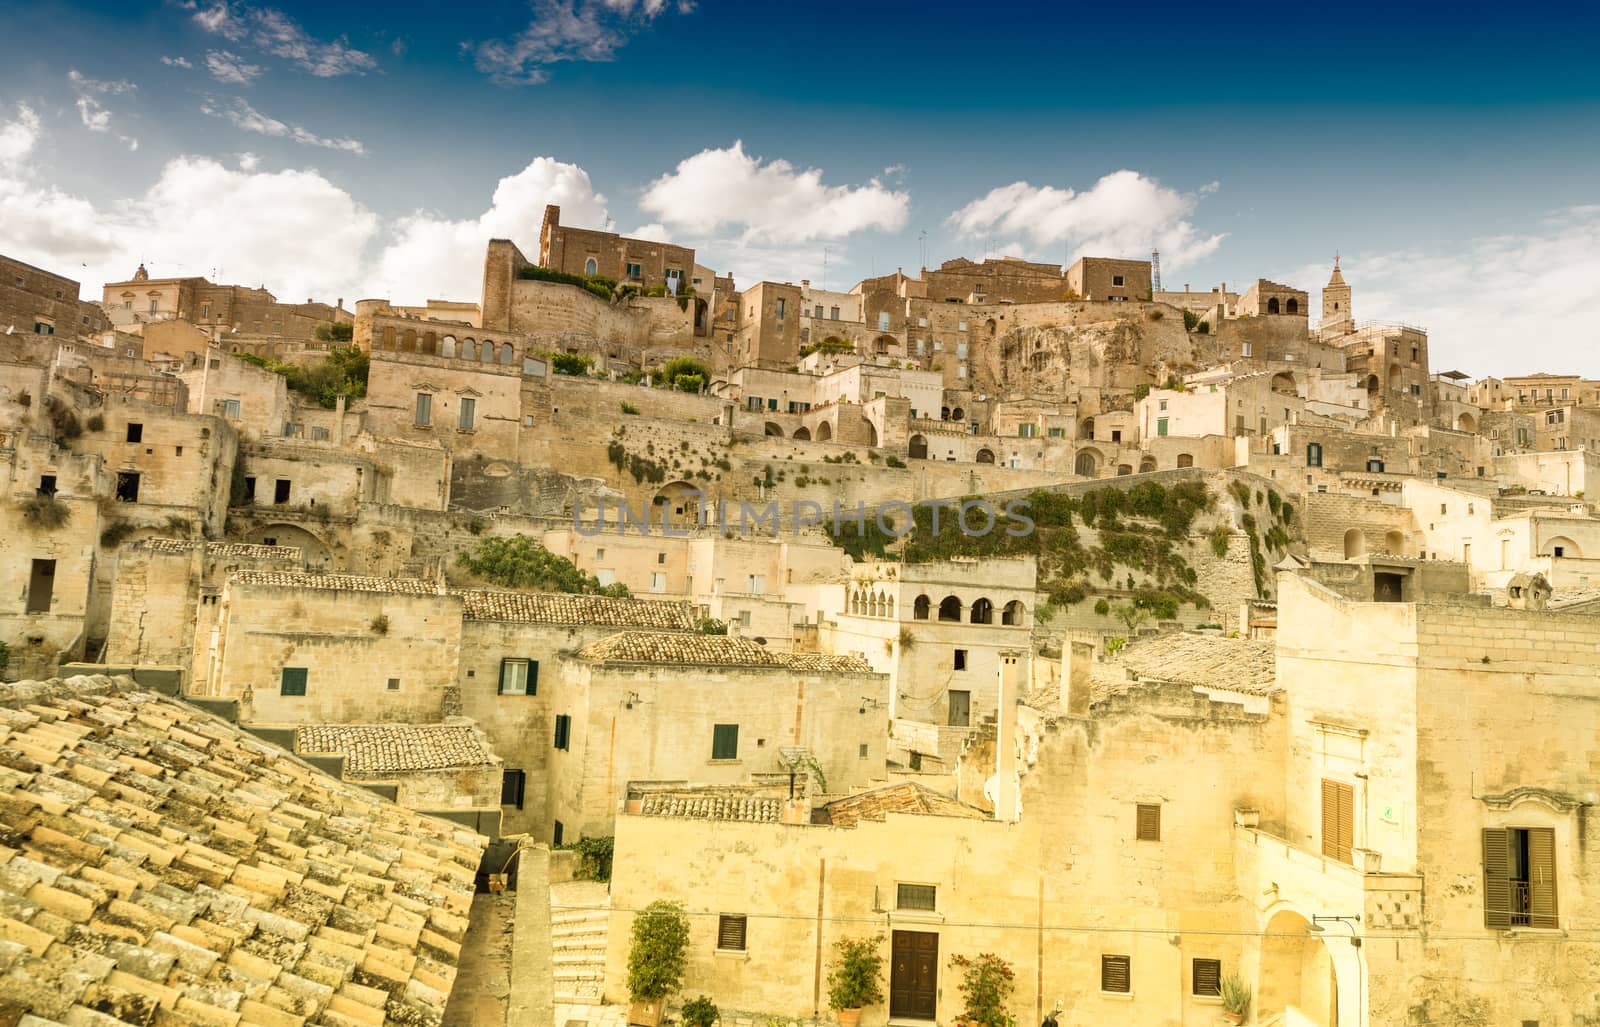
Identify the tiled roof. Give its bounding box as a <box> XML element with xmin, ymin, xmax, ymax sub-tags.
<box><xmin>141</xmin><ymin>538</ymin><xmax>301</xmax><ymax>561</ymax></box>
<box><xmin>1108</xmin><ymin>631</ymin><xmax>1277</xmax><ymax>695</ymax></box>
<box><xmin>230</xmin><ymin>570</ymin><xmax>443</xmax><ymax>596</ymax></box>
<box><xmin>454</xmin><ymin>589</ymin><xmax>696</xmax><ymax>630</ymax></box>
<box><xmin>577</xmin><ymin>632</ymin><xmax>871</xmax><ymax>672</ymax></box>
<box><xmin>294</xmin><ymin>725</ymin><xmax>498</xmax><ymax>776</ymax></box>
<box><xmin>636</xmin><ymin>791</ymin><xmax>784</xmax><ymax>823</ymax></box>
<box><xmin>0</xmin><ymin>675</ymin><xmax>485</xmax><ymax>1026</ymax></box>
<box><xmin>813</xmin><ymin>783</ymin><xmax>986</xmax><ymax>828</ymax></box>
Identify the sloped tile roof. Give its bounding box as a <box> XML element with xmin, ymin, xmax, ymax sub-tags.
<box><xmin>577</xmin><ymin>632</ymin><xmax>871</xmax><ymax>672</ymax></box>
<box><xmin>813</xmin><ymin>782</ymin><xmax>986</xmax><ymax>828</ymax></box>
<box><xmin>1096</xmin><ymin>631</ymin><xmax>1277</xmax><ymax>698</ymax></box>
<box><xmin>0</xmin><ymin>675</ymin><xmax>485</xmax><ymax>1026</ymax></box>
<box><xmin>454</xmin><ymin>589</ymin><xmax>696</xmax><ymax>630</ymax></box>
<box><xmin>230</xmin><ymin>570</ymin><xmax>443</xmax><ymax>595</ymax></box>
<box><xmin>294</xmin><ymin>725</ymin><xmax>498</xmax><ymax>776</ymax></box>
<box><xmin>140</xmin><ymin>538</ymin><xmax>301</xmax><ymax>561</ymax></box>
<box><xmin>637</xmin><ymin>791</ymin><xmax>784</xmax><ymax>823</ymax></box>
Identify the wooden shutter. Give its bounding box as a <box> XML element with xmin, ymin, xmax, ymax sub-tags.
<box><xmin>527</xmin><ymin>659</ymin><xmax>539</xmax><ymax>695</ymax></box>
<box><xmin>717</xmin><ymin>914</ymin><xmax>747</xmax><ymax>951</ymax></box>
<box><xmin>1192</xmin><ymin>958</ymin><xmax>1221</xmax><ymax>996</ymax></box>
<box><xmin>1136</xmin><ymin>803</ymin><xmax>1161</xmax><ymax>842</ymax></box>
<box><xmin>1527</xmin><ymin>827</ymin><xmax>1558</xmax><ymax>929</ymax></box>
<box><xmin>1482</xmin><ymin>827</ymin><xmax>1511</xmax><ymax>929</ymax></box>
<box><xmin>1100</xmin><ymin>954</ymin><xmax>1131</xmax><ymax>994</ymax></box>
<box><xmin>553</xmin><ymin>714</ymin><xmax>570</xmax><ymax>751</ymax></box>
<box><xmin>1321</xmin><ymin>779</ymin><xmax>1353</xmax><ymax>863</ymax></box>
<box><xmin>280</xmin><ymin>667</ymin><xmax>307</xmax><ymax>696</ymax></box>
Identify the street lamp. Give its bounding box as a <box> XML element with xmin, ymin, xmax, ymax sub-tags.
<box><xmin>1307</xmin><ymin>915</ymin><xmax>1364</xmax><ymax>1026</ymax></box>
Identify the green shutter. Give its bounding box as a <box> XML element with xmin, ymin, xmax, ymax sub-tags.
<box><xmin>712</xmin><ymin>724</ymin><xmax>738</xmax><ymax>760</ymax></box>
<box><xmin>1483</xmin><ymin>828</ymin><xmax>1511</xmax><ymax>929</ymax></box>
<box><xmin>280</xmin><ymin>667</ymin><xmax>307</xmax><ymax>696</ymax></box>
<box><xmin>528</xmin><ymin>659</ymin><xmax>539</xmax><ymax>695</ymax></box>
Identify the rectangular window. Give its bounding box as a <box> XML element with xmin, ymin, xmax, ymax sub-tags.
<box><xmin>37</xmin><ymin>475</ymin><xmax>56</xmax><ymax>496</ymax></box>
<box><xmin>1018</xmin><ymin>423</ymin><xmax>1038</xmax><ymax>437</ymax></box>
<box><xmin>1156</xmin><ymin>417</ymin><xmax>1168</xmax><ymax>437</ymax></box>
<box><xmin>221</xmin><ymin>399</ymin><xmax>240</xmax><ymax>418</ymax></box>
<box><xmin>125</xmin><ymin>423</ymin><xmax>143</xmax><ymax>443</ymax></box>
<box><xmin>458</xmin><ymin>397</ymin><xmax>476</xmax><ymax>431</ymax></box>
<box><xmin>414</xmin><ymin>393</ymin><xmax>432</xmax><ymax>427</ymax></box>
<box><xmin>896</xmin><ymin>884</ymin><xmax>936</xmax><ymax>911</ymax></box>
<box><xmin>498</xmin><ymin>658</ymin><xmax>537</xmax><ymax>695</ymax></box>
<box><xmin>747</xmin><ymin>574</ymin><xmax>765</xmax><ymax>594</ymax></box>
<box><xmin>553</xmin><ymin>714</ymin><xmax>571</xmax><ymax>750</ymax></box>
<box><xmin>650</xmin><ymin>572</ymin><xmax>666</xmax><ymax>593</ymax></box>
<box><xmin>953</xmin><ymin>648</ymin><xmax>967</xmax><ymax>671</ymax></box>
<box><xmin>553</xmin><ymin>821</ymin><xmax>564</xmax><ymax>846</ymax></box>
<box><xmin>830</xmin><ymin>306</ymin><xmax>840</xmax><ymax>320</ymax></box>
<box><xmin>501</xmin><ymin>769</ymin><xmax>526</xmax><ymax>809</ymax></box>
<box><xmin>1366</xmin><ymin>459</ymin><xmax>1385</xmax><ymax>473</ymax></box>
<box><xmin>1136</xmin><ymin>803</ymin><xmax>1161</xmax><ymax>841</ymax></box>
<box><xmin>1192</xmin><ymin>958</ymin><xmax>1221</xmax><ymax>997</ymax></box>
<box><xmin>947</xmin><ymin>690</ymin><xmax>971</xmax><ymax>727</ymax></box>
<box><xmin>310</xmin><ymin>426</ymin><xmax>329</xmax><ymax>441</ymax></box>
<box><xmin>26</xmin><ymin>559</ymin><xmax>56</xmax><ymax>613</ymax></box>
<box><xmin>1321</xmin><ymin>779</ymin><xmax>1355</xmax><ymax>864</ymax></box>
<box><xmin>273</xmin><ymin>479</ymin><xmax>290</xmax><ymax>505</ymax></box>
<box><xmin>717</xmin><ymin>914</ymin><xmax>748</xmax><ymax>952</ymax></box>
<box><xmin>1483</xmin><ymin>827</ymin><xmax>1557</xmax><ymax>929</ymax></box>
<box><xmin>1101</xmin><ymin>954</ymin><xmax>1131</xmax><ymax>994</ymax></box>
<box><xmin>1307</xmin><ymin>443</ymin><xmax>1323</xmax><ymax>467</ymax></box>
<box><xmin>1112</xmin><ymin>275</ymin><xmax>1125</xmax><ymax>286</ymax></box>
<box><xmin>115</xmin><ymin>472</ymin><xmax>140</xmax><ymax>503</ymax></box>
<box><xmin>626</xmin><ymin>262</ymin><xmax>642</xmax><ymax>279</ymax></box>
<box><xmin>711</xmin><ymin>723</ymin><xmax>739</xmax><ymax>760</ymax></box>
<box><xmin>280</xmin><ymin>667</ymin><xmax>308</xmax><ymax>697</ymax></box>
<box><xmin>878</xmin><ymin>311</ymin><xmax>890</xmax><ymax>330</ymax></box>
<box><xmin>775</xmin><ymin>299</ymin><xmax>785</xmax><ymax>319</ymax></box>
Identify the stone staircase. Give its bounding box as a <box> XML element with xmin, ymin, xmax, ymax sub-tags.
<box><xmin>551</xmin><ymin>881</ymin><xmax>612</xmax><ymax>1005</ymax></box>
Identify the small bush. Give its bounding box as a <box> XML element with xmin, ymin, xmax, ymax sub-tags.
<box><xmin>100</xmin><ymin>519</ymin><xmax>137</xmax><ymax>548</ymax></box>
<box><xmin>680</xmin><ymin>996</ymin><xmax>718</xmax><ymax>1027</ymax></box>
<box><xmin>47</xmin><ymin>400</ymin><xmax>81</xmax><ymax>442</ymax></box>
<box><xmin>620</xmin><ymin>401</ymin><xmax>640</xmax><ymax>415</ymax></box>
<box><xmin>563</xmin><ymin>835</ymin><xmax>614</xmax><ymax>882</ymax></box>
<box><xmin>886</xmin><ymin>455</ymin><xmax>906</xmax><ymax>468</ymax></box>
<box><xmin>370</xmin><ymin>614</ymin><xmax>390</xmax><ymax>635</ymax></box>
<box><xmin>698</xmin><ymin>617</ymin><xmax>728</xmax><ymax>635</ymax></box>
<box><xmin>86</xmin><ymin>413</ymin><xmax>105</xmax><ymax>432</ymax></box>
<box><xmin>20</xmin><ymin>493</ymin><xmax>71</xmax><ymax>530</ymax></box>
<box><xmin>1094</xmin><ymin>598</ymin><xmax>1110</xmax><ymax>615</ymax></box>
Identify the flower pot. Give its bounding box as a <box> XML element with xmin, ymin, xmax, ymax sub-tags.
<box><xmin>1224</xmin><ymin>1013</ymin><xmax>1244</xmax><ymax>1025</ymax></box>
<box><xmin>837</xmin><ymin>1009</ymin><xmax>862</xmax><ymax>1027</ymax></box>
<box><xmin>1234</xmin><ymin>808</ymin><xmax>1260</xmax><ymax>829</ymax></box>
<box><xmin>628</xmin><ymin>1000</ymin><xmax>664</xmax><ymax>1027</ymax></box>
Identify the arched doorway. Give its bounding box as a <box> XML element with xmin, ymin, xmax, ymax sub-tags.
<box><xmin>1456</xmin><ymin>412</ymin><xmax>1477</xmax><ymax>433</ymax></box>
<box><xmin>970</xmin><ymin>598</ymin><xmax>993</xmax><ymax>624</ymax></box>
<box><xmin>976</xmin><ymin>448</ymin><xmax>995</xmax><ymax>464</ymax></box>
<box><xmin>243</xmin><ymin>524</ymin><xmax>333</xmax><ymax>568</ymax></box>
<box><xmin>1271</xmin><ymin>372</ymin><xmax>1297</xmax><ymax>395</ymax></box>
<box><xmin>913</xmin><ymin>595</ymin><xmax>930</xmax><ymax>620</ymax></box>
<box><xmin>653</xmin><ymin>481</ymin><xmax>702</xmax><ymax>528</ymax></box>
<box><xmin>937</xmin><ymin>596</ymin><xmax>962</xmax><ymax>622</ymax></box>
<box><xmin>1286</xmin><ymin>297</ymin><xmax>1299</xmax><ymax>314</ymax></box>
<box><xmin>1116</xmin><ymin>464</ymin><xmax>1133</xmax><ymax>476</ymax></box>
<box><xmin>765</xmin><ymin>422</ymin><xmax>783</xmax><ymax>437</ymax></box>
<box><xmin>950</xmin><ymin>407</ymin><xmax>965</xmax><ymax>423</ymax></box>
<box><xmin>1074</xmin><ymin>449</ymin><xmax>1100</xmax><ymax>477</ymax></box>
<box><xmin>874</xmin><ymin>334</ymin><xmax>897</xmax><ymax>356</ymax></box>
<box><xmin>909</xmin><ymin>434</ymin><xmax>928</xmax><ymax>459</ymax></box>
<box><xmin>1257</xmin><ymin>909</ymin><xmax>1336</xmax><ymax>1026</ymax></box>
<box><xmin>694</xmin><ymin>298</ymin><xmax>708</xmax><ymax>332</ymax></box>
<box><xmin>1001</xmin><ymin>600</ymin><xmax>1025</xmax><ymax>625</ymax></box>
<box><xmin>1268</xmin><ymin>297</ymin><xmax>1281</xmax><ymax>314</ymax></box>
<box><xmin>1176</xmin><ymin>453</ymin><xmax>1194</xmax><ymax>468</ymax></box>
<box><xmin>816</xmin><ymin>421</ymin><xmax>833</xmax><ymax>442</ymax></box>
<box><xmin>1080</xmin><ymin>417</ymin><xmax>1095</xmax><ymax>440</ymax></box>
<box><xmin>1384</xmin><ymin>530</ymin><xmax>1406</xmax><ymax>555</ymax></box>
<box><xmin>793</xmin><ymin>426</ymin><xmax>811</xmax><ymax>441</ymax></box>
<box><xmin>1139</xmin><ymin>457</ymin><xmax>1157</xmax><ymax>472</ymax></box>
<box><xmin>1344</xmin><ymin>528</ymin><xmax>1366</xmax><ymax>560</ymax></box>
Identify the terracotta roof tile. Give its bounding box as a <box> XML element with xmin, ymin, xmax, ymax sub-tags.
<box><xmin>578</xmin><ymin>632</ymin><xmax>871</xmax><ymax>672</ymax></box>
<box><xmin>636</xmin><ymin>790</ymin><xmax>785</xmax><ymax>823</ymax></box>
<box><xmin>294</xmin><ymin>725</ymin><xmax>497</xmax><ymax>776</ymax></box>
<box><xmin>229</xmin><ymin>571</ymin><xmax>441</xmax><ymax>596</ymax></box>
<box><xmin>454</xmin><ymin>589</ymin><xmax>697</xmax><ymax>630</ymax></box>
<box><xmin>814</xmin><ymin>783</ymin><xmax>986</xmax><ymax>828</ymax></box>
<box><xmin>139</xmin><ymin>538</ymin><xmax>301</xmax><ymax>562</ymax></box>
<box><xmin>0</xmin><ymin>675</ymin><xmax>484</xmax><ymax>1026</ymax></box>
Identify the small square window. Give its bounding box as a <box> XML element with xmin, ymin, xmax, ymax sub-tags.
<box><xmin>386</xmin><ymin>678</ymin><xmax>400</xmax><ymax>691</ymax></box>
<box><xmin>280</xmin><ymin>667</ymin><xmax>308</xmax><ymax>696</ymax></box>
<box><xmin>953</xmin><ymin>648</ymin><xmax>967</xmax><ymax>671</ymax></box>
<box><xmin>717</xmin><ymin>914</ymin><xmax>747</xmax><ymax>952</ymax></box>
<box><xmin>896</xmin><ymin>883</ymin><xmax>936</xmax><ymax>911</ymax></box>
<box><xmin>1101</xmin><ymin>954</ymin><xmax>1131</xmax><ymax>994</ymax></box>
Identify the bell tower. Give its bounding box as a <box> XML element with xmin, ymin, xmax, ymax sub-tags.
<box><xmin>1322</xmin><ymin>255</ymin><xmax>1352</xmax><ymax>325</ymax></box>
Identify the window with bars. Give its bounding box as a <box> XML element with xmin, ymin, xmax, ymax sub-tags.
<box><xmin>1101</xmin><ymin>954</ymin><xmax>1131</xmax><ymax>993</ymax></box>
<box><xmin>1321</xmin><ymin>779</ymin><xmax>1354</xmax><ymax>864</ymax></box>
<box><xmin>896</xmin><ymin>884</ymin><xmax>936</xmax><ymax>911</ymax></box>
<box><xmin>716</xmin><ymin>914</ymin><xmax>747</xmax><ymax>951</ymax></box>
<box><xmin>1483</xmin><ymin>827</ymin><xmax>1557</xmax><ymax>929</ymax></box>
<box><xmin>1192</xmin><ymin>958</ymin><xmax>1221</xmax><ymax>996</ymax></box>
<box><xmin>1135</xmin><ymin>803</ymin><xmax>1161</xmax><ymax>842</ymax></box>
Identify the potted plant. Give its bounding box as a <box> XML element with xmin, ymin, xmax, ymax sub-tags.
<box><xmin>680</xmin><ymin>996</ymin><xmax>719</xmax><ymax>1027</ymax></box>
<box><xmin>1220</xmin><ymin>972</ymin><xmax>1251</xmax><ymax>1024</ymax></box>
<box><xmin>626</xmin><ymin>900</ymin><xmax>690</xmax><ymax>1027</ymax></box>
<box><xmin>949</xmin><ymin>953</ymin><xmax>1016</xmax><ymax>1027</ymax></box>
<box><xmin>826</xmin><ymin>935</ymin><xmax>885</xmax><ymax>1027</ymax></box>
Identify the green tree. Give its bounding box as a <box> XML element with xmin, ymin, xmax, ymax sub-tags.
<box><xmin>626</xmin><ymin>901</ymin><xmax>690</xmax><ymax>1004</ymax></box>
<box><xmin>657</xmin><ymin>357</ymin><xmax>709</xmax><ymax>391</ymax></box>
<box><xmin>457</xmin><ymin>535</ymin><xmax>630</xmax><ymax>596</ymax></box>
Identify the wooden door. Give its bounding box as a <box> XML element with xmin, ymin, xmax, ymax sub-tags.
<box><xmin>890</xmin><ymin>930</ymin><xmax>938</xmax><ymax>1020</ymax></box>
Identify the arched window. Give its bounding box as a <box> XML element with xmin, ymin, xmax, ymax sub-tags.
<box><xmin>938</xmin><ymin>596</ymin><xmax>962</xmax><ymax>622</ymax></box>
<box><xmin>970</xmin><ymin>598</ymin><xmax>993</xmax><ymax>624</ymax></box>
<box><xmin>1267</xmin><ymin>297</ymin><xmax>1281</xmax><ymax>314</ymax></box>
<box><xmin>1344</xmin><ymin>528</ymin><xmax>1366</xmax><ymax>560</ymax></box>
<box><xmin>793</xmin><ymin>426</ymin><xmax>811</xmax><ymax>441</ymax></box>
<box><xmin>951</xmin><ymin>407</ymin><xmax>965</xmax><ymax>422</ymax></box>
<box><xmin>500</xmin><ymin>343</ymin><xmax>514</xmax><ymax>364</ymax></box>
<box><xmin>481</xmin><ymin>341</ymin><xmax>495</xmax><ymax>364</ymax></box>
<box><xmin>1177</xmin><ymin>453</ymin><xmax>1194</xmax><ymax>468</ymax></box>
<box><xmin>1117</xmin><ymin>464</ymin><xmax>1133</xmax><ymax>476</ymax></box>
<box><xmin>421</xmin><ymin>332</ymin><xmax>438</xmax><ymax>356</ymax></box>
<box><xmin>379</xmin><ymin>325</ymin><xmax>395</xmax><ymax>349</ymax></box>
<box><xmin>440</xmin><ymin>335</ymin><xmax>456</xmax><ymax>358</ymax></box>
<box><xmin>909</xmin><ymin>435</ymin><xmax>928</xmax><ymax>459</ymax></box>
<box><xmin>1139</xmin><ymin>457</ymin><xmax>1157</xmax><ymax>472</ymax></box>
<box><xmin>461</xmin><ymin>338</ymin><xmax>477</xmax><ymax>361</ymax></box>
<box><xmin>913</xmin><ymin>595</ymin><xmax>930</xmax><ymax>620</ymax></box>
<box><xmin>401</xmin><ymin>329</ymin><xmax>417</xmax><ymax>352</ymax></box>
<box><xmin>1001</xmin><ymin>600</ymin><xmax>1025</xmax><ymax>625</ymax></box>
<box><xmin>976</xmin><ymin>448</ymin><xmax>995</xmax><ymax>464</ymax></box>
<box><xmin>584</xmin><ymin>257</ymin><xmax>598</xmax><ymax>276</ymax></box>
<box><xmin>1286</xmin><ymin>298</ymin><xmax>1299</xmax><ymax>314</ymax></box>
<box><xmin>816</xmin><ymin>421</ymin><xmax>833</xmax><ymax>441</ymax></box>
<box><xmin>1384</xmin><ymin>530</ymin><xmax>1406</xmax><ymax>555</ymax></box>
<box><xmin>765</xmin><ymin>422</ymin><xmax>784</xmax><ymax>436</ymax></box>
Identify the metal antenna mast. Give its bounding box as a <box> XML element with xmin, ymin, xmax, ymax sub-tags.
<box><xmin>1151</xmin><ymin>248</ymin><xmax>1162</xmax><ymax>293</ymax></box>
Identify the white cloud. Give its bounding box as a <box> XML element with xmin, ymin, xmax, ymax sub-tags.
<box><xmin>201</xmin><ymin>97</ymin><xmax>366</xmax><ymax>155</ymax></box>
<box><xmin>161</xmin><ymin>55</ymin><xmax>194</xmax><ymax>69</ymax></box>
<box><xmin>192</xmin><ymin>2</ymin><xmax>377</xmax><ymax>77</ymax></box>
<box><xmin>948</xmin><ymin>169</ymin><xmax>1225</xmax><ymax>269</ymax></box>
<box><xmin>0</xmin><ymin>104</ymin><xmax>378</xmax><ymax>304</ymax></box>
<box><xmin>67</xmin><ymin>69</ymin><xmax>139</xmax><ymax>151</ymax></box>
<box><xmin>640</xmin><ymin>141</ymin><xmax>910</xmax><ymax>246</ymax></box>
<box><xmin>1278</xmin><ymin>208</ymin><xmax>1600</xmax><ymax>377</ymax></box>
<box><xmin>472</xmin><ymin>0</ymin><xmax>689</xmax><ymax>85</ymax></box>
<box><xmin>370</xmin><ymin>157</ymin><xmax>613</xmax><ymax>300</ymax></box>
<box><xmin>206</xmin><ymin>50</ymin><xmax>264</xmax><ymax>84</ymax></box>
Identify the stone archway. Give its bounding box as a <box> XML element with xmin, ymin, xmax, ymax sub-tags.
<box><xmin>243</xmin><ymin>523</ymin><xmax>333</xmax><ymax>568</ymax></box>
<box><xmin>793</xmin><ymin>426</ymin><xmax>811</xmax><ymax>441</ymax></box>
<box><xmin>909</xmin><ymin>434</ymin><xmax>928</xmax><ymax>459</ymax></box>
<box><xmin>1456</xmin><ymin>411</ymin><xmax>1477</xmax><ymax>433</ymax></box>
<box><xmin>1257</xmin><ymin>909</ymin><xmax>1337</xmax><ymax>1027</ymax></box>
<box><xmin>1074</xmin><ymin>448</ymin><xmax>1101</xmax><ymax>477</ymax></box>
<box><xmin>976</xmin><ymin>448</ymin><xmax>995</xmax><ymax>464</ymax></box>
<box><xmin>653</xmin><ymin>480</ymin><xmax>702</xmax><ymax>528</ymax></box>
<box><xmin>765</xmin><ymin>422</ymin><xmax>784</xmax><ymax>437</ymax></box>
<box><xmin>816</xmin><ymin>421</ymin><xmax>833</xmax><ymax>442</ymax></box>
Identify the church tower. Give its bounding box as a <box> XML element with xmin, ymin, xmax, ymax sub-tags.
<box><xmin>1322</xmin><ymin>256</ymin><xmax>1352</xmax><ymax>325</ymax></box>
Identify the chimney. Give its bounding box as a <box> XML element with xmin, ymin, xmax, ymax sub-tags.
<box><xmin>801</xmin><ymin>279</ymin><xmax>810</xmax><ymax>290</ymax></box>
<box><xmin>993</xmin><ymin>651</ymin><xmax>1025</xmax><ymax>822</ymax></box>
<box><xmin>1065</xmin><ymin>640</ymin><xmax>1094</xmax><ymax>717</ymax></box>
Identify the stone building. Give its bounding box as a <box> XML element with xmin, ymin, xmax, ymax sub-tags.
<box><xmin>730</xmin><ymin>281</ymin><xmax>803</xmax><ymax>369</ymax></box>
<box><xmin>1</xmin><ymin>253</ymin><xmax>109</xmax><ymax>342</ymax></box>
<box><xmin>1065</xmin><ymin>256</ymin><xmax>1151</xmax><ymax>302</ymax></box>
<box><xmin>538</xmin><ymin>204</ymin><xmax>695</xmax><ymax>295</ymax></box>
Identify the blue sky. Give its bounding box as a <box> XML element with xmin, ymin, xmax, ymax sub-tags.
<box><xmin>3</xmin><ymin>0</ymin><xmax>1599</xmax><ymax>375</ymax></box>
